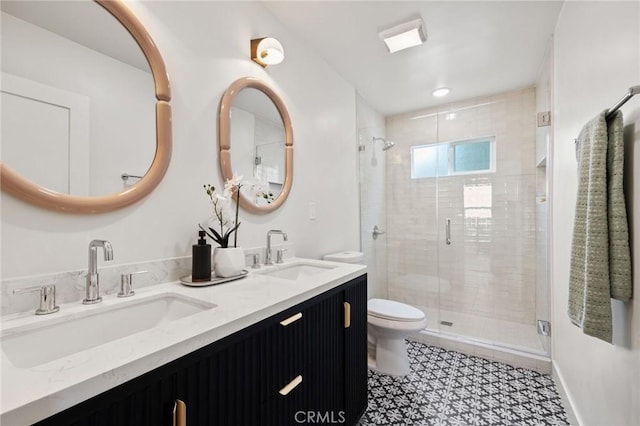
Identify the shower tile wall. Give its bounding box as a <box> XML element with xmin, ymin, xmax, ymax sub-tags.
<box><xmin>386</xmin><ymin>88</ymin><xmax>537</xmax><ymax>333</ymax></box>
<box><xmin>357</xmin><ymin>94</ymin><xmax>388</xmax><ymax>299</ymax></box>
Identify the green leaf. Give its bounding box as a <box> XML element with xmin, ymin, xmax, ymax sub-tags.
<box><xmin>208</xmin><ymin>227</ymin><xmax>224</xmax><ymax>241</ymax></box>
<box><xmin>198</xmin><ymin>224</ymin><xmax>223</xmax><ymax>246</ymax></box>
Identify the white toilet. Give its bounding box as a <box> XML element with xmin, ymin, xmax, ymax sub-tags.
<box><xmin>367</xmin><ymin>298</ymin><xmax>427</xmax><ymax>376</ymax></box>
<box><xmin>323</xmin><ymin>251</ymin><xmax>428</xmax><ymax>377</ymax></box>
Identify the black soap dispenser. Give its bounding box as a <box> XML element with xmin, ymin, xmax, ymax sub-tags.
<box><xmin>192</xmin><ymin>230</ymin><xmax>212</xmax><ymax>281</ymax></box>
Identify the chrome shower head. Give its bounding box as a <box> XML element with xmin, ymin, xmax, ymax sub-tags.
<box><xmin>372</xmin><ymin>136</ymin><xmax>395</xmax><ymax>151</ymax></box>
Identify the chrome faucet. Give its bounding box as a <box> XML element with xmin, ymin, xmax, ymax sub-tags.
<box><xmin>84</xmin><ymin>240</ymin><xmax>113</xmax><ymax>304</ymax></box>
<box><xmin>265</xmin><ymin>230</ymin><xmax>288</xmax><ymax>265</ymax></box>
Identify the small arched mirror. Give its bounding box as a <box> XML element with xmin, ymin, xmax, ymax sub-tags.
<box><xmin>0</xmin><ymin>0</ymin><xmax>171</xmax><ymax>213</ymax></box>
<box><xmin>219</xmin><ymin>77</ymin><xmax>293</xmax><ymax>214</ymax></box>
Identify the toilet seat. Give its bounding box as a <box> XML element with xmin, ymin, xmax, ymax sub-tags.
<box><xmin>368</xmin><ymin>313</ymin><xmax>428</xmax><ymax>331</ymax></box>
<box><xmin>368</xmin><ymin>298</ymin><xmax>425</xmax><ymax>322</ymax></box>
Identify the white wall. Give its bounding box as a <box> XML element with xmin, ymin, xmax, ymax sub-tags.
<box><xmin>552</xmin><ymin>2</ymin><xmax>640</xmax><ymax>425</ymax></box>
<box><xmin>0</xmin><ymin>1</ymin><xmax>359</xmax><ymax>279</ymax></box>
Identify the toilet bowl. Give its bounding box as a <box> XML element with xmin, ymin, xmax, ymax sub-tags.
<box><xmin>323</xmin><ymin>251</ymin><xmax>427</xmax><ymax>377</ymax></box>
<box><xmin>367</xmin><ymin>298</ymin><xmax>427</xmax><ymax>376</ymax></box>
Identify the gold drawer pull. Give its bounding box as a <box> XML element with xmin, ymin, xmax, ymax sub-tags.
<box><xmin>173</xmin><ymin>399</ymin><xmax>186</xmax><ymax>426</ymax></box>
<box><xmin>279</xmin><ymin>375</ymin><xmax>302</xmax><ymax>396</ymax></box>
<box><xmin>344</xmin><ymin>302</ymin><xmax>351</xmax><ymax>328</ymax></box>
<box><xmin>280</xmin><ymin>312</ymin><xmax>302</xmax><ymax>326</ymax></box>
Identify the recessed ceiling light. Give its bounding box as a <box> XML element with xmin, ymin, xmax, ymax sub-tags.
<box><xmin>432</xmin><ymin>87</ymin><xmax>451</xmax><ymax>97</ymax></box>
<box><xmin>379</xmin><ymin>18</ymin><xmax>427</xmax><ymax>53</ymax></box>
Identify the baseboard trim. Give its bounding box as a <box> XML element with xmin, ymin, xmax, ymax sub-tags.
<box><xmin>412</xmin><ymin>330</ymin><xmax>551</xmax><ymax>374</ymax></box>
<box><xmin>552</xmin><ymin>362</ymin><xmax>581</xmax><ymax>426</ymax></box>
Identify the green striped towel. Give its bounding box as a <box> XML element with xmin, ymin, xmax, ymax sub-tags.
<box><xmin>568</xmin><ymin>110</ymin><xmax>632</xmax><ymax>344</ymax></box>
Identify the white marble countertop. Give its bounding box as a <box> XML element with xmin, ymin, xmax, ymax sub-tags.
<box><xmin>0</xmin><ymin>258</ymin><xmax>366</xmax><ymax>425</ymax></box>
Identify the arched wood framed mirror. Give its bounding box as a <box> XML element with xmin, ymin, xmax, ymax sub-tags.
<box><xmin>218</xmin><ymin>77</ymin><xmax>293</xmax><ymax>214</ymax></box>
<box><xmin>0</xmin><ymin>0</ymin><xmax>172</xmax><ymax>214</ymax></box>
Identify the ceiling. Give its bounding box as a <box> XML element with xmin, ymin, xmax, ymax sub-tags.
<box><xmin>262</xmin><ymin>1</ymin><xmax>563</xmax><ymax>116</ymax></box>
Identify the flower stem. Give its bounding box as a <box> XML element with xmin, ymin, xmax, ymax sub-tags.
<box><xmin>234</xmin><ymin>186</ymin><xmax>240</xmax><ymax>248</ymax></box>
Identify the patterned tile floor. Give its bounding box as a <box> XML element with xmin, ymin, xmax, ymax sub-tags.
<box><xmin>359</xmin><ymin>342</ymin><xmax>569</xmax><ymax>426</ymax></box>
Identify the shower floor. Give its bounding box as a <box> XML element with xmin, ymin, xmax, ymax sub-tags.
<box><xmin>416</xmin><ymin>305</ymin><xmax>546</xmax><ymax>355</ymax></box>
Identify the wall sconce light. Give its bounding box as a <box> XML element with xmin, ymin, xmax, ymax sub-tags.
<box><xmin>379</xmin><ymin>18</ymin><xmax>427</xmax><ymax>53</ymax></box>
<box><xmin>250</xmin><ymin>37</ymin><xmax>285</xmax><ymax>67</ymax></box>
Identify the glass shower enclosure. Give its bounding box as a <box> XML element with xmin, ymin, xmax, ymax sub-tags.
<box><xmin>358</xmin><ymin>88</ymin><xmax>549</xmax><ymax>356</ymax></box>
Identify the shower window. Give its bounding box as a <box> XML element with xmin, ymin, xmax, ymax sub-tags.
<box><xmin>452</xmin><ymin>138</ymin><xmax>494</xmax><ymax>173</ymax></box>
<box><xmin>410</xmin><ymin>144</ymin><xmax>448</xmax><ymax>178</ymax></box>
<box><xmin>410</xmin><ymin>136</ymin><xmax>496</xmax><ymax>179</ymax></box>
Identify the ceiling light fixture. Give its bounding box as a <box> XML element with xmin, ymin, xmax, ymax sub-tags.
<box><xmin>251</xmin><ymin>37</ymin><xmax>285</xmax><ymax>67</ymax></box>
<box><xmin>379</xmin><ymin>18</ymin><xmax>427</xmax><ymax>53</ymax></box>
<box><xmin>432</xmin><ymin>87</ymin><xmax>451</xmax><ymax>97</ymax></box>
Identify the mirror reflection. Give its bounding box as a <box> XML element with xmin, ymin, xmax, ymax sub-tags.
<box><xmin>230</xmin><ymin>88</ymin><xmax>285</xmax><ymax>204</ymax></box>
<box><xmin>219</xmin><ymin>77</ymin><xmax>293</xmax><ymax>214</ymax></box>
<box><xmin>1</xmin><ymin>1</ymin><xmax>155</xmax><ymax>196</ymax></box>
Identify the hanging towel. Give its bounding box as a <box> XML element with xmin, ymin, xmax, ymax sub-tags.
<box><xmin>568</xmin><ymin>110</ymin><xmax>632</xmax><ymax>344</ymax></box>
<box><xmin>606</xmin><ymin>111</ymin><xmax>632</xmax><ymax>302</ymax></box>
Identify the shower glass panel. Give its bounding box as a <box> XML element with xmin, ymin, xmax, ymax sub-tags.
<box><xmin>385</xmin><ymin>109</ymin><xmax>441</xmax><ymax>333</ymax></box>
<box><xmin>383</xmin><ymin>88</ymin><xmax>548</xmax><ymax>356</ymax></box>
<box><xmin>356</xmin><ymin>94</ymin><xmax>397</xmax><ymax>301</ymax></box>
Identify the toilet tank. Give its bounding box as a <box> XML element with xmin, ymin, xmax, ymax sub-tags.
<box><xmin>323</xmin><ymin>251</ymin><xmax>364</xmax><ymax>264</ymax></box>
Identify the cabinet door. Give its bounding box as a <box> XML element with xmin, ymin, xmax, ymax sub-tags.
<box><xmin>296</xmin><ymin>274</ymin><xmax>368</xmax><ymax>425</ymax></box>
<box><xmin>343</xmin><ymin>274</ymin><xmax>368</xmax><ymax>425</ymax></box>
<box><xmin>174</xmin><ymin>334</ymin><xmax>261</xmax><ymax>426</ymax></box>
<box><xmin>299</xmin><ymin>289</ymin><xmax>345</xmax><ymax>419</ymax></box>
<box><xmin>33</xmin><ymin>369</ymin><xmax>176</xmax><ymax>426</ymax></box>
<box><xmin>174</xmin><ymin>323</ymin><xmax>279</xmax><ymax>426</ymax></box>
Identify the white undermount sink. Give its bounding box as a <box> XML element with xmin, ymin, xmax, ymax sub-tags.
<box><xmin>1</xmin><ymin>293</ymin><xmax>215</xmax><ymax>368</ymax></box>
<box><xmin>258</xmin><ymin>262</ymin><xmax>338</xmax><ymax>281</ymax></box>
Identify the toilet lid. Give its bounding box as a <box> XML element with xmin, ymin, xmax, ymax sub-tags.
<box><xmin>368</xmin><ymin>298</ymin><xmax>425</xmax><ymax>321</ymax></box>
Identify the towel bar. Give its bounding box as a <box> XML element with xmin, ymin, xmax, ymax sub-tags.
<box><xmin>605</xmin><ymin>85</ymin><xmax>639</xmax><ymax>120</ymax></box>
<box><xmin>573</xmin><ymin>84</ymin><xmax>638</xmax><ymax>145</ymax></box>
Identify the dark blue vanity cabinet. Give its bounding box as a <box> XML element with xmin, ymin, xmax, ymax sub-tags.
<box><xmin>35</xmin><ymin>274</ymin><xmax>367</xmax><ymax>426</ymax></box>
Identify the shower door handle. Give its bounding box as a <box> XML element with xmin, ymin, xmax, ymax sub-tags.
<box><xmin>445</xmin><ymin>218</ymin><xmax>451</xmax><ymax>245</ymax></box>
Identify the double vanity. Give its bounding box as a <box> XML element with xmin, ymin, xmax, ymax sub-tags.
<box><xmin>0</xmin><ymin>1</ymin><xmax>367</xmax><ymax>424</ymax></box>
<box><xmin>1</xmin><ymin>259</ymin><xmax>368</xmax><ymax>425</ymax></box>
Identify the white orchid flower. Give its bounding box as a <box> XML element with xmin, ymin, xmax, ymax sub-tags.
<box><xmin>203</xmin><ymin>181</ymin><xmax>242</xmax><ymax>248</ymax></box>
<box><xmin>223</xmin><ymin>175</ymin><xmax>243</xmax><ymax>198</ymax></box>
